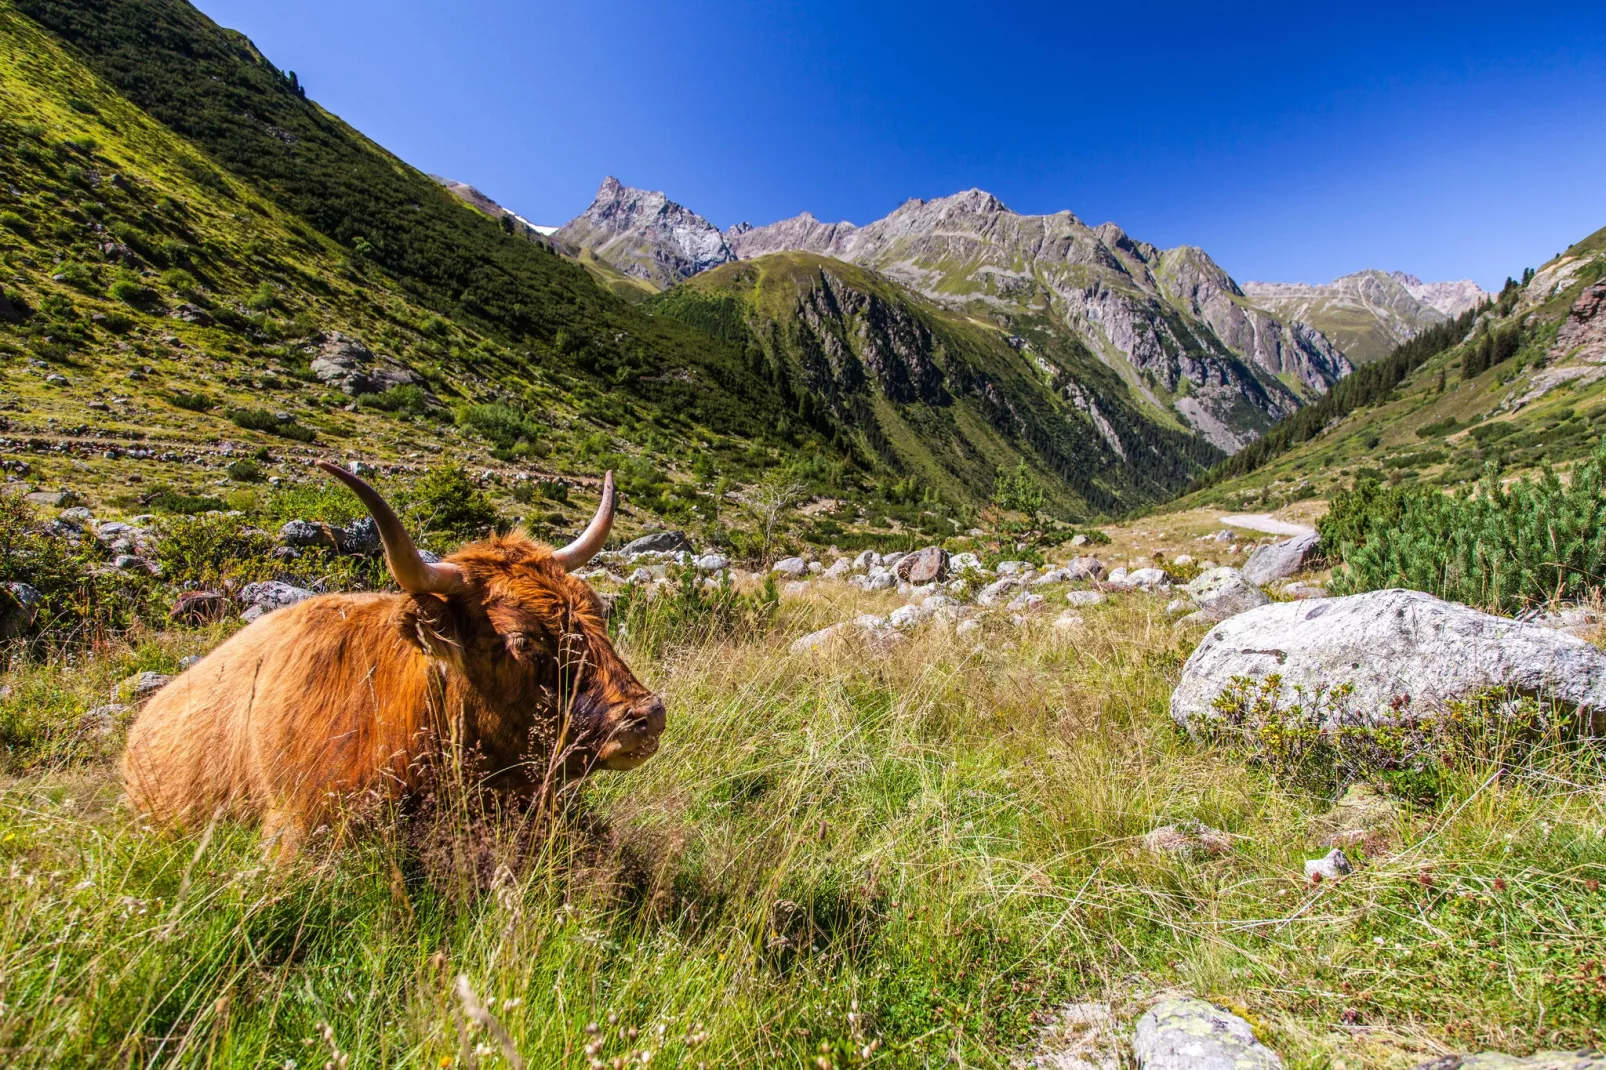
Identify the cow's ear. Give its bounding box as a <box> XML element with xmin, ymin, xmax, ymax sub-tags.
<box><xmin>397</xmin><ymin>594</ymin><xmax>464</xmax><ymax>665</ymax></box>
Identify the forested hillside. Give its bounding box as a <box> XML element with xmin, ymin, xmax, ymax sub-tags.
<box><xmin>0</xmin><ymin>0</ymin><xmax>1220</xmax><ymax>542</ymax></box>
<box><xmin>1176</xmin><ymin>227</ymin><xmax>1606</xmax><ymax>512</ymax></box>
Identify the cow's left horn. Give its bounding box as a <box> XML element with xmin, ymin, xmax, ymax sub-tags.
<box><xmin>315</xmin><ymin>461</ymin><xmax>466</xmax><ymax>595</ymax></box>
<box><xmin>551</xmin><ymin>470</ymin><xmax>615</xmax><ymax>572</ymax></box>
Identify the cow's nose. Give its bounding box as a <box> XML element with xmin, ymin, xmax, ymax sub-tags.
<box><xmin>633</xmin><ymin>695</ymin><xmax>666</xmax><ymax>736</ymax></box>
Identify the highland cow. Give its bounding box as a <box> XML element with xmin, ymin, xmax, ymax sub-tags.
<box><xmin>123</xmin><ymin>463</ymin><xmax>664</xmax><ymax>856</ymax></box>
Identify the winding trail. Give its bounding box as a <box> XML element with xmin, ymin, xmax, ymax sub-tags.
<box><xmin>1217</xmin><ymin>513</ymin><xmax>1316</xmax><ymax>537</ymax></box>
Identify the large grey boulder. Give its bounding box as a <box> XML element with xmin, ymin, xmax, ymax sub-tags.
<box><xmin>620</xmin><ymin>531</ymin><xmax>692</xmax><ymax>556</ymax></box>
<box><xmin>1180</xmin><ymin>567</ymin><xmax>1271</xmax><ymax>625</ymax></box>
<box><xmin>1066</xmin><ymin>556</ymin><xmax>1106</xmax><ymax>581</ymax></box>
<box><xmin>1133</xmin><ymin>998</ymin><xmax>1282</xmax><ymax>1070</ymax></box>
<box><xmin>1171</xmin><ymin>589</ymin><xmax>1606</xmax><ymax>731</ymax></box>
<box><xmin>1240</xmin><ymin>531</ymin><xmax>1320</xmax><ymax>585</ymax></box>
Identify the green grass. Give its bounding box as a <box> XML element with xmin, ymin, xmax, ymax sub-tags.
<box><xmin>0</xmin><ymin>587</ymin><xmax>1601</xmax><ymax>1067</ymax></box>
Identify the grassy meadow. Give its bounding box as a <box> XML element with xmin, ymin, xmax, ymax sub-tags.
<box><xmin>0</xmin><ymin>578</ymin><xmax>1602</xmax><ymax>1069</ymax></box>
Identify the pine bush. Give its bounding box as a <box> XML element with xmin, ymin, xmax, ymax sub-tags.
<box><xmin>1327</xmin><ymin>447</ymin><xmax>1606</xmax><ymax>612</ymax></box>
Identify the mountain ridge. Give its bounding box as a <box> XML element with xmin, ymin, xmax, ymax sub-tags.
<box><xmin>566</xmin><ymin>182</ymin><xmax>1354</xmax><ymax>453</ymax></box>
<box><xmin>1243</xmin><ymin>269</ymin><xmax>1490</xmax><ymax>364</ymax></box>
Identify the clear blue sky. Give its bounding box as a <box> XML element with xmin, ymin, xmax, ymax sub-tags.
<box><xmin>194</xmin><ymin>0</ymin><xmax>1605</xmax><ymax>291</ymax></box>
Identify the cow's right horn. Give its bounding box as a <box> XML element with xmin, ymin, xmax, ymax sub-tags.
<box><xmin>316</xmin><ymin>461</ymin><xmax>466</xmax><ymax>595</ymax></box>
<box><xmin>551</xmin><ymin>470</ymin><xmax>615</xmax><ymax>571</ymax></box>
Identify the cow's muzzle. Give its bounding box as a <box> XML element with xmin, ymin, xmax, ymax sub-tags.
<box><xmin>598</xmin><ymin>695</ymin><xmax>666</xmax><ymax>770</ymax></box>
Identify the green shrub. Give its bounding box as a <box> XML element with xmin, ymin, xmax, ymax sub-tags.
<box><xmin>1316</xmin><ymin>476</ymin><xmax>1418</xmax><ymax>560</ymax></box>
<box><xmin>159</xmin><ymin>267</ymin><xmax>198</xmax><ymax>295</ymax></box>
<box><xmin>454</xmin><ymin>402</ymin><xmax>544</xmax><ymax>451</ymax></box>
<box><xmin>1200</xmin><ymin>673</ymin><xmax>1597</xmax><ymax>803</ymax></box>
<box><xmin>224</xmin><ymin>458</ymin><xmax>264</xmax><ymax>482</ymax></box>
<box><xmin>1326</xmin><ymin>447</ymin><xmax>1606</xmax><ymax>612</ymax></box>
<box><xmin>610</xmin><ymin>567</ymin><xmax>780</xmax><ymax>657</ymax></box>
<box><xmin>355</xmin><ymin>384</ymin><xmax>429</xmax><ymax>415</ymax></box>
<box><xmin>108</xmin><ymin>277</ymin><xmax>158</xmax><ymax>308</ymax></box>
<box><xmin>229</xmin><ymin>407</ymin><xmax>316</xmax><ymax>442</ymax></box>
<box><xmin>147</xmin><ymin>488</ymin><xmax>228</xmax><ymax>515</ymax></box>
<box><xmin>54</xmin><ymin>261</ymin><xmax>96</xmax><ymax>290</ymax></box>
<box><xmin>168</xmin><ymin>391</ymin><xmax>214</xmax><ymax>412</ymax></box>
<box><xmin>245</xmin><ymin>281</ymin><xmax>278</xmax><ymax>312</ymax></box>
<box><xmin>0</xmin><ymin>493</ymin><xmax>149</xmax><ymax>647</ymax></box>
<box><xmin>100</xmin><ymin>311</ymin><xmax>132</xmax><ymax>334</ymax></box>
<box><xmin>0</xmin><ymin>210</ymin><xmax>31</xmax><ymax>238</ymax></box>
<box><xmin>398</xmin><ymin>465</ymin><xmax>499</xmax><ymax>546</ymax></box>
<box><xmin>154</xmin><ymin>513</ymin><xmax>275</xmax><ymax>588</ymax></box>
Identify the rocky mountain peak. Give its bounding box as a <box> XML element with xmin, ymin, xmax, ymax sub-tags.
<box><xmin>553</xmin><ymin>177</ymin><xmax>735</xmax><ymax>287</ymax></box>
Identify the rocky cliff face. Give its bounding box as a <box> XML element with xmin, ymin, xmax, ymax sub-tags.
<box><xmin>719</xmin><ymin>190</ymin><xmax>1349</xmax><ymax>452</ymax></box>
<box><xmin>1242</xmin><ymin>270</ymin><xmax>1490</xmax><ymax>364</ymax></box>
<box><xmin>553</xmin><ymin>177</ymin><xmax>735</xmax><ymax>288</ymax></box>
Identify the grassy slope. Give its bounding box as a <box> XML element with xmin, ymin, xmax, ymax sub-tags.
<box><xmin>1172</xmin><ymin>230</ymin><xmax>1606</xmax><ymax>513</ymax></box>
<box><xmin>1</xmin><ymin>577</ymin><xmax>1601</xmax><ymax>1067</ymax></box>
<box><xmin>0</xmin><ymin>0</ymin><xmax>893</xmax><ymax>545</ymax></box>
<box><xmin>652</xmin><ymin>253</ymin><xmax>1222</xmax><ymax>519</ymax></box>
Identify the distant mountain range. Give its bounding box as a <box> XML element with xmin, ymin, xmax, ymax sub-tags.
<box><xmin>554</xmin><ymin>178</ymin><xmax>1356</xmax><ymax>452</ymax></box>
<box><xmin>1242</xmin><ymin>270</ymin><xmax>1490</xmax><ymax>364</ymax></box>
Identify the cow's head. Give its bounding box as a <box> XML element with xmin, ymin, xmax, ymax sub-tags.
<box><xmin>317</xmin><ymin>462</ymin><xmax>664</xmax><ymax>775</ymax></box>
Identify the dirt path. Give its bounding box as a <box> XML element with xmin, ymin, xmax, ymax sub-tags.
<box><xmin>1217</xmin><ymin>513</ymin><xmax>1316</xmax><ymax>537</ymax></box>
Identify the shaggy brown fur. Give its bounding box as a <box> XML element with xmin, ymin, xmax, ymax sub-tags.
<box><xmin>123</xmin><ymin>534</ymin><xmax>664</xmax><ymax>855</ymax></box>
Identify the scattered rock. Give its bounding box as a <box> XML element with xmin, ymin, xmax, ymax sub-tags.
<box><xmin>888</xmin><ymin>603</ymin><xmax>934</xmax><ymax>630</ymax></box>
<box><xmin>1133</xmin><ymin>998</ymin><xmax>1283</xmax><ymax>1070</ymax></box>
<box><xmin>1304</xmin><ymin>848</ymin><xmax>1353</xmax><ymax>881</ymax></box>
<box><xmin>1179</xmin><ymin>567</ymin><xmax>1271</xmax><ymax>625</ymax></box>
<box><xmin>1126</xmin><ymin>567</ymin><xmax>1170</xmax><ymax>591</ymax></box>
<box><xmin>58</xmin><ymin>506</ymin><xmax>95</xmax><ymax>528</ymax></box>
<box><xmin>1171</xmin><ymin>589</ymin><xmax>1606</xmax><ymax>732</ymax></box>
<box><xmin>772</xmin><ymin>557</ymin><xmax>808</xmax><ymax>578</ymax></box>
<box><xmin>693</xmin><ymin>553</ymin><xmax>729</xmax><ymax>573</ymax></box>
<box><xmin>239</xmin><ymin>580</ymin><xmax>317</xmax><ymax>617</ymax></box>
<box><xmin>0</xmin><ymin>581</ymin><xmax>42</xmax><ymax>639</ymax></box>
<box><xmin>278</xmin><ymin>519</ymin><xmax>343</xmax><ymax>549</ymax></box>
<box><xmin>24</xmin><ymin>490</ymin><xmax>72</xmax><ymax>508</ymax></box>
<box><xmin>995</xmin><ymin>560</ymin><xmax>1031</xmax><ymax>576</ymax></box>
<box><xmin>341</xmin><ymin>516</ymin><xmax>381</xmax><ymax>555</ymax></box>
<box><xmin>853</xmin><ymin>549</ymin><xmax>882</xmax><ymax>571</ymax></box>
<box><xmin>895</xmin><ymin>546</ymin><xmax>948</xmax><ymax>584</ymax></box>
<box><xmin>977</xmin><ymin>577</ymin><xmax>1025</xmax><ymax>607</ymax></box>
<box><xmin>822</xmin><ymin>557</ymin><xmax>851</xmax><ymax>580</ymax></box>
<box><xmin>178</xmin><ymin>655</ymin><xmax>202</xmax><ymax>670</ymax></box>
<box><xmin>1052</xmin><ymin>611</ymin><xmax>1086</xmax><ymax>632</ymax></box>
<box><xmin>1528</xmin><ymin>604</ymin><xmax>1605</xmax><ymax>639</ymax></box>
<box><xmin>118</xmin><ymin>671</ymin><xmax>172</xmax><ymax>703</ymax></box>
<box><xmin>956</xmin><ymin>618</ymin><xmax>982</xmax><ymax>638</ymax></box>
<box><xmin>866</xmin><ymin>572</ymin><xmax>896</xmax><ymax>591</ymax></box>
<box><xmin>1067</xmin><ymin>590</ymin><xmax>1107</xmax><ymax>607</ymax></box>
<box><xmin>1240</xmin><ymin>531</ymin><xmax>1320</xmax><ymax>586</ymax></box>
<box><xmin>1008</xmin><ymin>591</ymin><xmax>1047</xmax><ymax>613</ymax></box>
<box><xmin>1282</xmin><ymin>582</ymin><xmax>1328</xmax><ymax>600</ymax></box>
<box><xmin>78</xmin><ymin>703</ymin><xmax>132</xmax><ymax>738</ymax></box>
<box><xmin>1025</xmin><ymin>1001</ymin><xmax>1124</xmax><ymax>1070</ymax></box>
<box><xmin>1066</xmin><ymin>557</ymin><xmax>1106</xmax><ymax>581</ymax></box>
<box><xmin>112</xmin><ymin>554</ymin><xmax>153</xmax><ymax>573</ymax></box>
<box><xmin>306</xmin><ymin>330</ymin><xmax>422</xmax><ymax>396</ymax></box>
<box><xmin>782</xmin><ymin>580</ymin><xmax>810</xmax><ymax>597</ymax></box>
<box><xmin>1069</xmin><ymin>534</ymin><xmax>1089</xmax><ymax>547</ymax></box>
<box><xmin>620</xmin><ymin>531</ymin><xmax>694</xmax><ymax>556</ymax></box>
<box><xmin>948</xmin><ymin>551</ymin><xmax>983</xmax><ymax>573</ymax></box>
<box><xmin>1141</xmin><ymin>821</ymin><xmax>1232</xmax><ymax>859</ymax></box>
<box><xmin>170</xmin><ymin>590</ymin><xmax>229</xmax><ymax>626</ymax></box>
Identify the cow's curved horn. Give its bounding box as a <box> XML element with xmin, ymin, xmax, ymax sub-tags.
<box><xmin>315</xmin><ymin>461</ymin><xmax>466</xmax><ymax>595</ymax></box>
<box><xmin>551</xmin><ymin>471</ymin><xmax>615</xmax><ymax>572</ymax></box>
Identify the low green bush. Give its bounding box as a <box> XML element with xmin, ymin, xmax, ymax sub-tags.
<box><xmin>154</xmin><ymin>513</ymin><xmax>275</xmax><ymax>588</ymax></box>
<box><xmin>454</xmin><ymin>402</ymin><xmax>544</xmax><ymax>451</ymax></box>
<box><xmin>168</xmin><ymin>391</ymin><xmax>214</xmax><ymax>412</ymax></box>
<box><xmin>1201</xmin><ymin>673</ymin><xmax>1597</xmax><ymax>804</ymax></box>
<box><xmin>224</xmin><ymin>458</ymin><xmax>264</xmax><ymax>482</ymax></box>
<box><xmin>107</xmin><ymin>277</ymin><xmax>158</xmax><ymax>308</ymax></box>
<box><xmin>0</xmin><ymin>493</ymin><xmax>151</xmax><ymax>646</ymax></box>
<box><xmin>610</xmin><ymin>567</ymin><xmax>779</xmax><ymax>657</ymax></box>
<box><xmin>1325</xmin><ymin>446</ymin><xmax>1606</xmax><ymax>612</ymax></box>
<box><xmin>146</xmin><ymin>488</ymin><xmax>228</xmax><ymax>515</ymax></box>
<box><xmin>355</xmin><ymin>384</ymin><xmax>429</xmax><ymax>415</ymax></box>
<box><xmin>397</xmin><ymin>465</ymin><xmax>500</xmax><ymax>546</ymax></box>
<box><xmin>228</xmin><ymin>407</ymin><xmax>317</xmax><ymax>442</ymax></box>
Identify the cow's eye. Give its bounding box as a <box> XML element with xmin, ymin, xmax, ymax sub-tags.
<box><xmin>502</xmin><ymin>632</ymin><xmax>531</xmax><ymax>661</ymax></box>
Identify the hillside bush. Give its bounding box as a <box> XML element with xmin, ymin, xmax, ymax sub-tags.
<box><xmin>610</xmin><ymin>567</ymin><xmax>779</xmax><ymax>657</ymax></box>
<box><xmin>454</xmin><ymin>402</ymin><xmax>543</xmax><ymax>451</ymax></box>
<box><xmin>0</xmin><ymin>493</ymin><xmax>149</xmax><ymax>646</ymax></box>
<box><xmin>228</xmin><ymin>407</ymin><xmax>316</xmax><ymax>442</ymax></box>
<box><xmin>153</xmin><ymin>513</ymin><xmax>275</xmax><ymax>588</ymax></box>
<box><xmin>1201</xmin><ymin>673</ymin><xmax>1597</xmax><ymax>803</ymax></box>
<box><xmin>398</xmin><ymin>465</ymin><xmax>500</xmax><ymax>546</ymax></box>
<box><xmin>1325</xmin><ymin>447</ymin><xmax>1606</xmax><ymax>612</ymax></box>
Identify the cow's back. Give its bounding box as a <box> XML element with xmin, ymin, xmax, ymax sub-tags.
<box><xmin>123</xmin><ymin>591</ymin><xmax>431</xmax><ymax>840</ymax></box>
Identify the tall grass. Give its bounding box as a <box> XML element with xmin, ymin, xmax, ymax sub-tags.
<box><xmin>0</xmin><ymin>589</ymin><xmax>1600</xmax><ymax>1067</ymax></box>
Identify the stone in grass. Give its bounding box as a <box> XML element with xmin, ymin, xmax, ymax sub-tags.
<box><xmin>1415</xmin><ymin>1055</ymin><xmax>1606</xmax><ymax>1069</ymax></box>
<box><xmin>117</xmin><ymin>671</ymin><xmax>172</xmax><ymax>703</ymax></box>
<box><xmin>1025</xmin><ymin>1000</ymin><xmax>1124</xmax><ymax>1070</ymax></box>
<box><xmin>1067</xmin><ymin>590</ymin><xmax>1107</xmax><ymax>607</ymax></box>
<box><xmin>1141</xmin><ymin>820</ymin><xmax>1232</xmax><ymax>859</ymax></box>
<box><xmin>1304</xmin><ymin>848</ymin><xmax>1353</xmax><ymax>881</ymax></box>
<box><xmin>771</xmin><ymin>556</ymin><xmax>808</xmax><ymax>578</ymax></box>
<box><xmin>1133</xmin><ymin>998</ymin><xmax>1284</xmax><ymax>1070</ymax></box>
<box><xmin>895</xmin><ymin>546</ymin><xmax>948</xmax><ymax>584</ymax></box>
<box><xmin>1171</xmin><ymin>589</ymin><xmax>1606</xmax><ymax>733</ymax></box>
<box><xmin>1240</xmin><ymin>531</ymin><xmax>1320</xmax><ymax>586</ymax></box>
<box><xmin>169</xmin><ymin>590</ymin><xmax>229</xmax><ymax>626</ymax></box>
<box><xmin>78</xmin><ymin>703</ymin><xmax>133</xmax><ymax>738</ymax></box>
<box><xmin>1</xmin><ymin>581</ymin><xmax>42</xmax><ymax>640</ymax></box>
